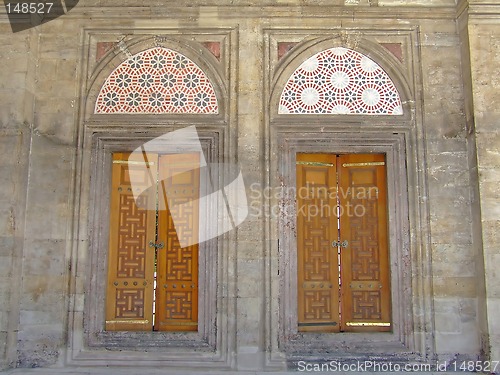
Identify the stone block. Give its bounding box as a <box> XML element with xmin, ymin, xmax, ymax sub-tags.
<box><xmin>236</xmin><ymin>297</ymin><xmax>263</xmax><ymax>347</ymax></box>
<box><xmin>433</xmin><ymin>276</ymin><xmax>477</xmax><ymax>298</ymax></box>
<box><xmin>236</xmin><ymin>258</ymin><xmax>263</xmax><ymax>297</ymax></box>
<box><xmin>428</xmin><ymin>185</ymin><xmax>470</xmax><ymax>208</ymax></box>
<box><xmin>0</xmin><ymin>73</ymin><xmax>27</xmax><ymax>91</ymax></box>
<box><xmin>19</xmin><ymin>275</ymin><xmax>66</xmax><ymax>312</ymax></box>
<box><xmin>427</xmin><ymin>139</ymin><xmax>467</xmax><ymax>154</ymax></box>
<box><xmin>474</xmin><ymin>112</ymin><xmax>500</xmax><ymax>133</ymax></box>
<box><xmin>33</xmin><ymin>111</ymin><xmax>76</xmax><ymax>146</ymax></box>
<box><xmin>435</xmin><ymin>321</ymin><xmax>480</xmax><ymax>354</ymax></box>
<box><xmin>476</xmin><ymin>133</ymin><xmax>500</xmax><ymax>168</ymax></box>
<box><xmin>0</xmin><ymin>256</ymin><xmax>13</xmax><ymax>277</ymax></box>
<box><xmin>480</xmin><ymin>221</ymin><xmax>500</xmax><ymax>253</ymax></box>
<box><xmin>0</xmin><ymin>311</ymin><xmax>8</xmax><ymax>333</ymax></box>
<box><xmin>0</xmin><ymin>331</ymin><xmax>6</xmax><ymax>363</ymax></box>
<box><xmin>423</xmin><ymin>113</ymin><xmax>467</xmax><ymax>138</ymax></box>
<box><xmin>56</xmin><ymin>59</ymin><xmax>78</xmax><ymax>82</ymax></box>
<box><xmin>16</xmin><ymin>333</ymin><xmax>61</xmax><ymax>368</ymax></box>
<box><xmin>21</xmin><ymin>238</ymin><xmax>66</xmax><ymax>277</ymax></box>
<box><xmin>0</xmin><ymin>206</ymin><xmax>15</xmax><ymax>237</ymax></box>
<box><xmin>429</xmin><ymin>211</ymin><xmax>472</xmax><ymax>244</ymax></box>
<box><xmin>434</xmin><ymin>312</ymin><xmax>461</xmax><ymax>334</ymax></box>
<box><xmin>19</xmin><ymin>310</ymin><xmax>59</xmax><ymax>326</ymax></box>
<box><xmin>432</xmin><ymin>244</ymin><xmax>475</xmax><ymax>277</ymax></box>
<box><xmin>479</xmin><ymin>199</ymin><xmax>500</xmax><ymax>222</ymax></box>
<box><xmin>0</xmin><ymin>237</ymin><xmax>15</xmax><ymax>257</ymax></box>
<box><xmin>37</xmin><ymin>59</ymin><xmax>58</xmax><ymax>82</ymax></box>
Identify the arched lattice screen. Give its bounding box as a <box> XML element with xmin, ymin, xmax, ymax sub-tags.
<box><xmin>279</xmin><ymin>47</ymin><xmax>402</xmax><ymax>115</ymax></box>
<box><xmin>95</xmin><ymin>47</ymin><xmax>218</xmax><ymax>114</ymax></box>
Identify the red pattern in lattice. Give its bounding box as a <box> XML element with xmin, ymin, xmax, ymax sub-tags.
<box><xmin>95</xmin><ymin>47</ymin><xmax>218</xmax><ymax>114</ymax></box>
<box><xmin>279</xmin><ymin>47</ymin><xmax>402</xmax><ymax>115</ymax></box>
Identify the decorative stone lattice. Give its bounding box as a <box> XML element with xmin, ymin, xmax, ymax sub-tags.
<box><xmin>95</xmin><ymin>47</ymin><xmax>218</xmax><ymax>114</ymax></box>
<box><xmin>279</xmin><ymin>47</ymin><xmax>403</xmax><ymax>115</ymax></box>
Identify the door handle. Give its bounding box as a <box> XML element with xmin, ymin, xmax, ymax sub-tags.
<box><xmin>149</xmin><ymin>241</ymin><xmax>164</xmax><ymax>249</ymax></box>
<box><xmin>332</xmin><ymin>240</ymin><xmax>348</xmax><ymax>248</ymax></box>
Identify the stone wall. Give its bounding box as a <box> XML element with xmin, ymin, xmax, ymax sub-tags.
<box><xmin>467</xmin><ymin>0</ymin><xmax>500</xmax><ymax>362</ymax></box>
<box><xmin>0</xmin><ymin>23</ymin><xmax>33</xmax><ymax>369</ymax></box>
<box><xmin>0</xmin><ymin>0</ymin><xmax>497</xmax><ymax>371</ymax></box>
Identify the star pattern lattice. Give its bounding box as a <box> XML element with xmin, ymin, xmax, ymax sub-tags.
<box><xmin>95</xmin><ymin>47</ymin><xmax>218</xmax><ymax>114</ymax></box>
<box><xmin>278</xmin><ymin>47</ymin><xmax>403</xmax><ymax>115</ymax></box>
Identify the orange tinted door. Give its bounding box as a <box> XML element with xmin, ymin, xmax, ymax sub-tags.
<box><xmin>296</xmin><ymin>153</ymin><xmax>340</xmax><ymax>332</ymax></box>
<box><xmin>338</xmin><ymin>154</ymin><xmax>391</xmax><ymax>332</ymax></box>
<box><xmin>155</xmin><ymin>153</ymin><xmax>200</xmax><ymax>331</ymax></box>
<box><xmin>106</xmin><ymin>152</ymin><xmax>157</xmax><ymax>331</ymax></box>
<box><xmin>295</xmin><ymin>153</ymin><xmax>391</xmax><ymax>333</ymax></box>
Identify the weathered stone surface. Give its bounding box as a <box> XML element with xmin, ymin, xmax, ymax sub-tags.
<box><xmin>0</xmin><ymin>0</ymin><xmax>498</xmax><ymax>372</ymax></box>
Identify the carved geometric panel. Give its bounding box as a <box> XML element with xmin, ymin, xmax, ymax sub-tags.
<box><xmin>155</xmin><ymin>153</ymin><xmax>200</xmax><ymax>331</ymax></box>
<box><xmin>117</xmin><ymin>195</ymin><xmax>148</xmax><ymax>278</ymax></box>
<box><xmin>95</xmin><ymin>47</ymin><xmax>218</xmax><ymax>114</ymax></box>
<box><xmin>338</xmin><ymin>153</ymin><xmax>391</xmax><ymax>332</ymax></box>
<box><xmin>351</xmin><ymin>291</ymin><xmax>382</xmax><ymax>320</ymax></box>
<box><xmin>349</xmin><ymin>188</ymin><xmax>380</xmax><ymax>281</ymax></box>
<box><xmin>296</xmin><ymin>153</ymin><xmax>391</xmax><ymax>333</ymax></box>
<box><xmin>164</xmin><ymin>291</ymin><xmax>194</xmax><ymax>320</ymax></box>
<box><xmin>296</xmin><ymin>154</ymin><xmax>339</xmax><ymax>331</ymax></box>
<box><xmin>279</xmin><ymin>47</ymin><xmax>402</xmax><ymax>115</ymax></box>
<box><xmin>303</xmin><ymin>290</ymin><xmax>333</xmax><ymax>321</ymax></box>
<box><xmin>105</xmin><ymin>153</ymin><xmax>157</xmax><ymax>331</ymax></box>
<box><xmin>115</xmin><ymin>288</ymin><xmax>145</xmax><ymax>319</ymax></box>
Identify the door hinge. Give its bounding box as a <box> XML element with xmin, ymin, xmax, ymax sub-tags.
<box><xmin>342</xmin><ymin>161</ymin><xmax>385</xmax><ymax>167</ymax></box>
<box><xmin>297</xmin><ymin>161</ymin><xmax>334</xmax><ymax>167</ymax></box>
<box><xmin>332</xmin><ymin>240</ymin><xmax>348</xmax><ymax>248</ymax></box>
<box><xmin>345</xmin><ymin>322</ymin><xmax>391</xmax><ymax>327</ymax></box>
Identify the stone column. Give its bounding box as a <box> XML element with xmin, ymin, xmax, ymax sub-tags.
<box><xmin>234</xmin><ymin>18</ymin><xmax>266</xmax><ymax>371</ymax></box>
<box><xmin>466</xmin><ymin>0</ymin><xmax>500</xmax><ymax>363</ymax></box>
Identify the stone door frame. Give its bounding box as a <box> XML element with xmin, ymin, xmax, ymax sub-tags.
<box><xmin>263</xmin><ymin>31</ymin><xmax>434</xmax><ymax>365</ymax></box>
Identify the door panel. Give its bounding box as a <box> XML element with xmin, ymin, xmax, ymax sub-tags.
<box><xmin>155</xmin><ymin>153</ymin><xmax>200</xmax><ymax>331</ymax></box>
<box><xmin>295</xmin><ymin>153</ymin><xmax>391</xmax><ymax>333</ymax></box>
<box><xmin>296</xmin><ymin>153</ymin><xmax>340</xmax><ymax>332</ymax></box>
<box><xmin>106</xmin><ymin>152</ymin><xmax>158</xmax><ymax>331</ymax></box>
<box><xmin>338</xmin><ymin>154</ymin><xmax>391</xmax><ymax>332</ymax></box>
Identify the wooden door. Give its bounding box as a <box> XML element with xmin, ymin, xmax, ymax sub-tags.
<box><xmin>338</xmin><ymin>154</ymin><xmax>391</xmax><ymax>332</ymax></box>
<box><xmin>155</xmin><ymin>153</ymin><xmax>200</xmax><ymax>331</ymax></box>
<box><xmin>296</xmin><ymin>153</ymin><xmax>391</xmax><ymax>332</ymax></box>
<box><xmin>296</xmin><ymin>153</ymin><xmax>340</xmax><ymax>332</ymax></box>
<box><xmin>106</xmin><ymin>152</ymin><xmax>158</xmax><ymax>331</ymax></box>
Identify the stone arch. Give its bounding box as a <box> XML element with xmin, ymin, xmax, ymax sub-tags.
<box><xmin>94</xmin><ymin>46</ymin><xmax>219</xmax><ymax>114</ymax></box>
<box><xmin>268</xmin><ymin>36</ymin><xmax>429</xmax><ymax>360</ymax></box>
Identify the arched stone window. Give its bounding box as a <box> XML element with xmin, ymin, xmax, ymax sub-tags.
<box><xmin>95</xmin><ymin>47</ymin><xmax>218</xmax><ymax>114</ymax></box>
<box><xmin>71</xmin><ymin>39</ymin><xmax>228</xmax><ymax>364</ymax></box>
<box><xmin>278</xmin><ymin>47</ymin><xmax>402</xmax><ymax>115</ymax></box>
<box><xmin>269</xmin><ymin>41</ymin><xmax>422</xmax><ymax>361</ymax></box>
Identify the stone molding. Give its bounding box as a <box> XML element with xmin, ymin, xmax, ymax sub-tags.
<box><xmin>263</xmin><ymin>30</ymin><xmax>434</xmax><ymax>365</ymax></box>
<box><xmin>65</xmin><ymin>31</ymin><xmax>236</xmax><ymax>368</ymax></box>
